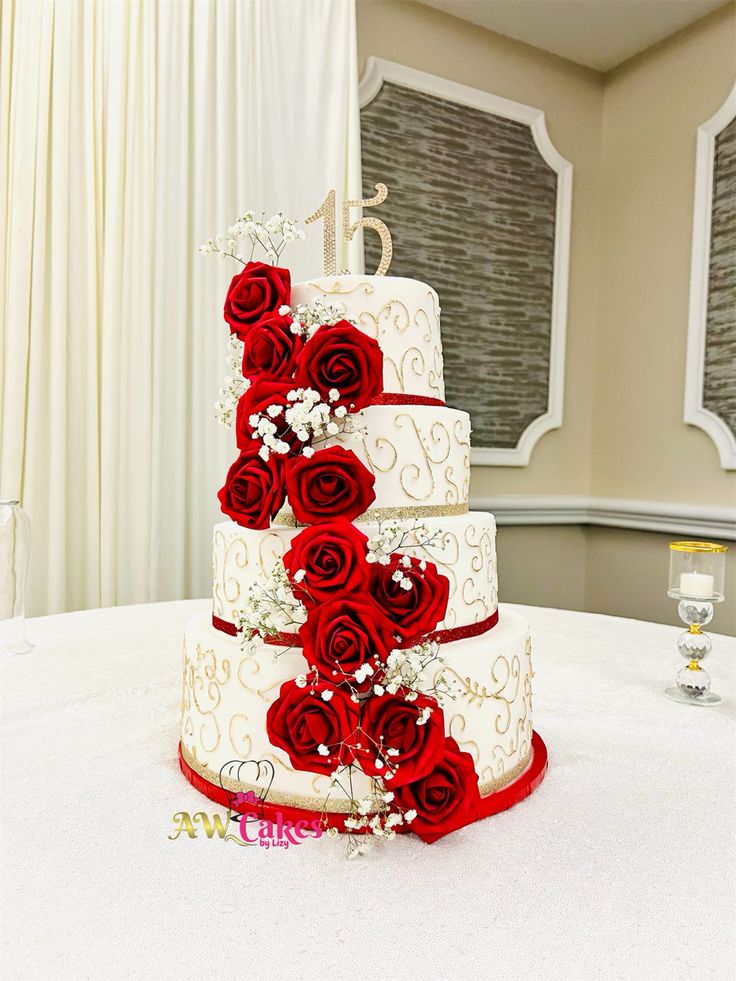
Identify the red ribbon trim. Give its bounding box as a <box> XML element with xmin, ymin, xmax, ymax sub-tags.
<box><xmin>370</xmin><ymin>393</ymin><xmax>445</xmax><ymax>407</ymax></box>
<box><xmin>212</xmin><ymin>609</ymin><xmax>499</xmax><ymax>646</ymax></box>
<box><xmin>213</xmin><ymin>615</ymin><xmax>238</xmax><ymax>636</ymax></box>
<box><xmin>177</xmin><ymin>732</ymin><xmax>548</xmax><ymax>837</ymax></box>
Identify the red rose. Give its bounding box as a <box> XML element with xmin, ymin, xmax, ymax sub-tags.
<box><xmin>285</xmin><ymin>446</ymin><xmax>376</xmax><ymax>524</ymax></box>
<box><xmin>224</xmin><ymin>261</ymin><xmax>290</xmax><ymax>339</ymax></box>
<box><xmin>235</xmin><ymin>378</ymin><xmax>302</xmax><ymax>453</ymax></box>
<box><xmin>217</xmin><ymin>447</ymin><xmax>286</xmax><ymax>530</ymax></box>
<box><xmin>266</xmin><ymin>678</ymin><xmax>359</xmax><ymax>775</ymax></box>
<box><xmin>284</xmin><ymin>520</ymin><xmax>370</xmax><ymax>607</ymax></box>
<box><xmin>241</xmin><ymin>315</ymin><xmax>303</xmax><ymax>379</ymax></box>
<box><xmin>295</xmin><ymin>320</ymin><xmax>383</xmax><ymax>410</ymax></box>
<box><xmin>371</xmin><ymin>554</ymin><xmax>450</xmax><ymax>645</ymax></box>
<box><xmin>393</xmin><ymin>737</ymin><xmax>480</xmax><ymax>843</ymax></box>
<box><xmin>358</xmin><ymin>690</ymin><xmax>445</xmax><ymax>787</ymax></box>
<box><xmin>299</xmin><ymin>594</ymin><xmax>398</xmax><ymax>685</ymax></box>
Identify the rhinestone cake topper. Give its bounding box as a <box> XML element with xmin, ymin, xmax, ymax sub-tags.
<box><xmin>305</xmin><ymin>183</ymin><xmax>393</xmax><ymax>277</ymax></box>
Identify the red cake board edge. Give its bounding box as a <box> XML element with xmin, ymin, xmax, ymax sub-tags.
<box><xmin>178</xmin><ymin>731</ymin><xmax>548</xmax><ymax>837</ymax></box>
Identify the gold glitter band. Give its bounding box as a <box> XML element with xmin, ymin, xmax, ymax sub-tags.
<box><xmin>273</xmin><ymin>502</ymin><xmax>468</xmax><ymax>528</ymax></box>
<box><xmin>181</xmin><ymin>742</ymin><xmax>531</xmax><ymax>814</ymax></box>
<box><xmin>478</xmin><ymin>751</ymin><xmax>532</xmax><ymax>797</ymax></box>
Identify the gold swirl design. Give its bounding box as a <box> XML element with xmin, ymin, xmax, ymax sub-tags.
<box><xmin>212</xmin><ymin>529</ymin><xmax>226</xmax><ymax>616</ymax></box>
<box><xmin>448</xmin><ymin>713</ymin><xmax>480</xmax><ymax>764</ymax></box>
<box><xmin>361</xmin><ymin>434</ymin><xmax>398</xmax><ymax>474</ymax></box>
<box><xmin>237</xmin><ymin>656</ymin><xmax>260</xmax><ymax>694</ymax></box>
<box><xmin>444</xmin><ymin>464</ymin><xmax>461</xmax><ymax>504</ymax></box>
<box><xmin>309</xmin><ymin>280</ymin><xmax>374</xmax><ymax>297</ymax></box>
<box><xmin>378</xmin><ymin>298</ymin><xmax>411</xmax><ymax>336</ymax></box>
<box><xmin>235</xmin><ymin>647</ymin><xmax>295</xmax><ymax>705</ymax></box>
<box><xmin>228</xmin><ymin>714</ymin><xmax>252</xmax><ymax>756</ymax></box>
<box><xmin>399</xmin><ymin>346</ymin><xmax>426</xmax><ymax>391</ymax></box>
<box><xmin>489</xmin><ymin>715</ymin><xmax>531</xmax><ymax>774</ymax></box>
<box><xmin>453</xmin><ymin>415</ymin><xmax>471</xmax><ymax>448</ymax></box>
<box><xmin>464</xmin><ymin>522</ymin><xmax>484</xmax><ymax>573</ymax></box>
<box><xmin>395</xmin><ymin>413</ymin><xmax>451</xmax><ymax>501</ymax></box>
<box><xmin>383</xmin><ymin>355</ymin><xmax>403</xmax><ymax>392</ymax></box>
<box><xmin>461</xmin><ymin>577</ymin><xmax>491</xmax><ymax>618</ymax></box>
<box><xmin>223</xmin><ymin>536</ymin><xmax>248</xmax><ymax>606</ymax></box>
<box><xmin>441</xmin><ymin>653</ymin><xmax>521</xmax><ymax>738</ymax></box>
<box><xmin>187</xmin><ymin>644</ymin><xmax>231</xmax><ymax>755</ymax></box>
<box><xmin>200</xmin><ymin>714</ymin><xmax>221</xmax><ymax>754</ymax></box>
<box><xmin>257</xmin><ymin>532</ymin><xmax>286</xmax><ymax>587</ymax></box>
<box><xmin>414</xmin><ymin>301</ymin><xmax>435</xmax><ymax>344</ymax></box>
<box><xmin>491</xmin><ymin>655</ymin><xmax>521</xmax><ymax>735</ymax></box>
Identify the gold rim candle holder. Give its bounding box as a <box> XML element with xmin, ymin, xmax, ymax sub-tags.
<box><xmin>666</xmin><ymin>541</ymin><xmax>727</xmax><ymax>706</ymax></box>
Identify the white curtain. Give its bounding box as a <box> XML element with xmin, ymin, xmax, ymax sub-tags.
<box><xmin>0</xmin><ymin>0</ymin><xmax>361</xmax><ymax>615</ymax></box>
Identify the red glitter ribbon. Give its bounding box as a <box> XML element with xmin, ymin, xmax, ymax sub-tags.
<box><xmin>177</xmin><ymin>731</ymin><xmax>548</xmax><ymax>837</ymax></box>
<box><xmin>370</xmin><ymin>393</ymin><xmax>444</xmax><ymax>407</ymax></box>
<box><xmin>212</xmin><ymin>609</ymin><xmax>498</xmax><ymax>645</ymax></box>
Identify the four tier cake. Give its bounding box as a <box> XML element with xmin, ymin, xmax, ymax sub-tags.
<box><xmin>180</xmin><ymin>258</ymin><xmax>547</xmax><ymax>846</ymax></box>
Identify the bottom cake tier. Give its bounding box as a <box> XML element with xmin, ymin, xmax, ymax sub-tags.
<box><xmin>180</xmin><ymin>605</ymin><xmax>543</xmax><ymax>831</ymax></box>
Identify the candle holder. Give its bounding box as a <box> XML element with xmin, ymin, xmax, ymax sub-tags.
<box><xmin>666</xmin><ymin>541</ymin><xmax>727</xmax><ymax>706</ymax></box>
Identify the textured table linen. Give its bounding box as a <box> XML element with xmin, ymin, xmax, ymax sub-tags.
<box><xmin>2</xmin><ymin>599</ymin><xmax>734</xmax><ymax>981</ymax></box>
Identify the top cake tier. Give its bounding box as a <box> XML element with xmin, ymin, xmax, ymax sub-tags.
<box><xmin>291</xmin><ymin>276</ymin><xmax>445</xmax><ymax>402</ymax></box>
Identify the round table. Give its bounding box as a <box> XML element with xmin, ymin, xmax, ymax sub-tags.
<box><xmin>2</xmin><ymin>600</ymin><xmax>734</xmax><ymax>980</ymax></box>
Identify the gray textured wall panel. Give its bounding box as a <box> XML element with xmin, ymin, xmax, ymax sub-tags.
<box><xmin>704</xmin><ymin>116</ymin><xmax>736</xmax><ymax>439</ymax></box>
<box><xmin>361</xmin><ymin>81</ymin><xmax>557</xmax><ymax>449</ymax></box>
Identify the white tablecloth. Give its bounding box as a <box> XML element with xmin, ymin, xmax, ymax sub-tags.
<box><xmin>2</xmin><ymin>600</ymin><xmax>734</xmax><ymax>981</ymax></box>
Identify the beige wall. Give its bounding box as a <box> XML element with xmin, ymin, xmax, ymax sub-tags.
<box><xmin>593</xmin><ymin>3</ymin><xmax>736</xmax><ymax>508</ymax></box>
<box><xmin>358</xmin><ymin>1</ymin><xmax>736</xmax><ymax>632</ymax></box>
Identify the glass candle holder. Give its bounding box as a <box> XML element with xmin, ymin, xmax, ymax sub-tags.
<box><xmin>666</xmin><ymin>541</ymin><xmax>727</xmax><ymax>706</ymax></box>
<box><xmin>0</xmin><ymin>500</ymin><xmax>34</xmax><ymax>655</ymax></box>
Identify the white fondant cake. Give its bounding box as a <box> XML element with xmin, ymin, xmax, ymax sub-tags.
<box><xmin>181</xmin><ymin>268</ymin><xmax>544</xmax><ymax>840</ymax></box>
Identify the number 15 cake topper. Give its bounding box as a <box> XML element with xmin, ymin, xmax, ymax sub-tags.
<box><xmin>305</xmin><ymin>183</ymin><xmax>393</xmax><ymax>277</ymax></box>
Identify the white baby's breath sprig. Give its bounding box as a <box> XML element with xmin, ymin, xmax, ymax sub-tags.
<box><xmin>365</xmin><ymin>519</ymin><xmax>444</xmax><ymax>567</ymax></box>
<box><xmin>235</xmin><ymin>560</ymin><xmax>306</xmax><ymax>647</ymax></box>
<box><xmin>199</xmin><ymin>210</ymin><xmax>305</xmax><ymax>266</ymax></box>
<box><xmin>288</xmin><ymin>297</ymin><xmax>352</xmax><ymax>339</ymax></box>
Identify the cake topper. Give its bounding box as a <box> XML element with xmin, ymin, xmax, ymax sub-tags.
<box><xmin>305</xmin><ymin>183</ymin><xmax>393</xmax><ymax>277</ymax></box>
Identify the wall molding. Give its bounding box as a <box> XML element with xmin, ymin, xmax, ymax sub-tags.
<box><xmin>684</xmin><ymin>80</ymin><xmax>736</xmax><ymax>470</ymax></box>
<box><xmin>472</xmin><ymin>495</ymin><xmax>736</xmax><ymax>540</ymax></box>
<box><xmin>359</xmin><ymin>57</ymin><xmax>573</xmax><ymax>467</ymax></box>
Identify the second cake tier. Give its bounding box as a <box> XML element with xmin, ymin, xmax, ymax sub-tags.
<box><xmin>213</xmin><ymin>510</ymin><xmax>498</xmax><ymax>636</ymax></box>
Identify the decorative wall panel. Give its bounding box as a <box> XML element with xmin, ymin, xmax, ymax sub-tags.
<box><xmin>359</xmin><ymin>59</ymin><xmax>572</xmax><ymax>466</ymax></box>
<box><xmin>685</xmin><ymin>82</ymin><xmax>736</xmax><ymax>470</ymax></box>
<box><xmin>703</xmin><ymin>117</ymin><xmax>736</xmax><ymax>441</ymax></box>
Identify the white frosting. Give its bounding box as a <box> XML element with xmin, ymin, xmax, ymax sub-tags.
<box><xmin>212</xmin><ymin>511</ymin><xmax>498</xmax><ymax>633</ymax></box>
<box><xmin>181</xmin><ymin>606</ymin><xmax>533</xmax><ymax>810</ymax></box>
<box><xmin>291</xmin><ymin>276</ymin><xmax>444</xmax><ymax>401</ymax></box>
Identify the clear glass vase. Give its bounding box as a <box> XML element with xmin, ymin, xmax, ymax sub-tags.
<box><xmin>0</xmin><ymin>500</ymin><xmax>33</xmax><ymax>654</ymax></box>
